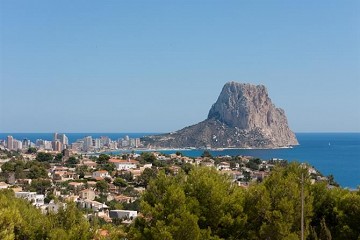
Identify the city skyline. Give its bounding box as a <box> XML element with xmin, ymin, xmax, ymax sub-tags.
<box><xmin>1</xmin><ymin>1</ymin><xmax>359</xmax><ymax>133</ymax></box>
<box><xmin>1</xmin><ymin>133</ymin><xmax>142</xmax><ymax>152</ymax></box>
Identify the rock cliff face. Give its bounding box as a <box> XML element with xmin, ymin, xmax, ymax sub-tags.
<box><xmin>142</xmin><ymin>82</ymin><xmax>298</xmax><ymax>148</ymax></box>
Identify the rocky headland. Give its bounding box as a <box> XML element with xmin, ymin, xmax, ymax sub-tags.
<box><xmin>142</xmin><ymin>82</ymin><xmax>299</xmax><ymax>149</ymax></box>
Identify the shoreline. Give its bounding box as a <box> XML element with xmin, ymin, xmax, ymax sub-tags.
<box><xmin>83</xmin><ymin>145</ymin><xmax>297</xmax><ymax>155</ymax></box>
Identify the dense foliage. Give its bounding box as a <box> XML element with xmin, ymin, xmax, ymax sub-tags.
<box><xmin>0</xmin><ymin>189</ymin><xmax>93</xmax><ymax>240</ymax></box>
<box><xmin>1</xmin><ymin>162</ymin><xmax>359</xmax><ymax>240</ymax></box>
<box><xmin>129</xmin><ymin>163</ymin><xmax>360</xmax><ymax>240</ymax></box>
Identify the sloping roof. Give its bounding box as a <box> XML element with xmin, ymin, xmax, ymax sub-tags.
<box><xmin>109</xmin><ymin>158</ymin><xmax>138</xmax><ymax>164</ymax></box>
<box><xmin>94</xmin><ymin>170</ymin><xmax>109</xmax><ymax>173</ymax></box>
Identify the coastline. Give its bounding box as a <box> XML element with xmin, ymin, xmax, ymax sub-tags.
<box><xmin>92</xmin><ymin>145</ymin><xmax>296</xmax><ymax>155</ymax></box>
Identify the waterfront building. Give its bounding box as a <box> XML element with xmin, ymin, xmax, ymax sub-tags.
<box><xmin>53</xmin><ymin>133</ymin><xmax>58</xmax><ymax>141</ymax></box>
<box><xmin>53</xmin><ymin>133</ymin><xmax>69</xmax><ymax>146</ymax></box>
<box><xmin>71</xmin><ymin>142</ymin><xmax>83</xmax><ymax>151</ymax></box>
<box><xmin>22</xmin><ymin>139</ymin><xmax>30</xmax><ymax>148</ymax></box>
<box><xmin>130</xmin><ymin>139</ymin><xmax>136</xmax><ymax>148</ymax></box>
<box><xmin>83</xmin><ymin>136</ymin><xmax>93</xmax><ymax>152</ymax></box>
<box><xmin>109</xmin><ymin>141</ymin><xmax>117</xmax><ymax>150</ymax></box>
<box><xmin>53</xmin><ymin>140</ymin><xmax>62</xmax><ymax>152</ymax></box>
<box><xmin>121</xmin><ymin>140</ymin><xmax>129</xmax><ymax>147</ymax></box>
<box><xmin>94</xmin><ymin>138</ymin><xmax>101</xmax><ymax>149</ymax></box>
<box><xmin>13</xmin><ymin>140</ymin><xmax>23</xmax><ymax>150</ymax></box>
<box><xmin>0</xmin><ymin>140</ymin><xmax>5</xmax><ymax>148</ymax></box>
<box><xmin>44</xmin><ymin>140</ymin><xmax>53</xmax><ymax>151</ymax></box>
<box><xmin>7</xmin><ymin>135</ymin><xmax>13</xmax><ymax>150</ymax></box>
<box><xmin>135</xmin><ymin>138</ymin><xmax>141</xmax><ymax>148</ymax></box>
<box><xmin>59</xmin><ymin>134</ymin><xmax>69</xmax><ymax>145</ymax></box>
<box><xmin>100</xmin><ymin>136</ymin><xmax>110</xmax><ymax>147</ymax></box>
<box><xmin>36</xmin><ymin>139</ymin><xmax>44</xmax><ymax>149</ymax></box>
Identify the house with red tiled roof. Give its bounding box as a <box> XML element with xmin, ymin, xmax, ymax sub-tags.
<box><xmin>82</xmin><ymin>160</ymin><xmax>97</xmax><ymax>169</ymax></box>
<box><xmin>109</xmin><ymin>158</ymin><xmax>138</xmax><ymax>171</ymax></box>
<box><xmin>113</xmin><ymin>194</ymin><xmax>133</xmax><ymax>204</ymax></box>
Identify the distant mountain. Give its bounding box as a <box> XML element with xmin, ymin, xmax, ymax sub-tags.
<box><xmin>142</xmin><ymin>82</ymin><xmax>298</xmax><ymax>149</ymax></box>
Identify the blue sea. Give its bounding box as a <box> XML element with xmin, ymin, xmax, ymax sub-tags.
<box><xmin>0</xmin><ymin>132</ymin><xmax>359</xmax><ymax>189</ymax></box>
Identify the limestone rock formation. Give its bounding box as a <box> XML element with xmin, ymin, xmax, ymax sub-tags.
<box><xmin>142</xmin><ymin>82</ymin><xmax>298</xmax><ymax>148</ymax></box>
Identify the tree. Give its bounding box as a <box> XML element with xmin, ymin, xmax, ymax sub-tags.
<box><xmin>76</xmin><ymin>165</ymin><xmax>88</xmax><ymax>179</ymax></box>
<box><xmin>175</xmin><ymin>151</ymin><xmax>183</xmax><ymax>156</ymax></box>
<box><xmin>327</xmin><ymin>174</ymin><xmax>339</xmax><ymax>187</ymax></box>
<box><xmin>66</xmin><ymin>156</ymin><xmax>79</xmax><ymax>166</ymax></box>
<box><xmin>27</xmin><ymin>147</ymin><xmax>37</xmax><ymax>154</ymax></box>
<box><xmin>201</xmin><ymin>150</ymin><xmax>212</xmax><ymax>158</ymax></box>
<box><xmin>97</xmin><ymin>154</ymin><xmax>110</xmax><ymax>165</ymax></box>
<box><xmin>181</xmin><ymin>162</ymin><xmax>193</xmax><ymax>174</ymax></box>
<box><xmin>36</xmin><ymin>152</ymin><xmax>53</xmax><ymax>162</ymax></box>
<box><xmin>96</xmin><ymin>180</ymin><xmax>108</xmax><ymax>194</ymax></box>
<box><xmin>243</xmin><ymin>162</ymin><xmax>313</xmax><ymax>239</ymax></box>
<box><xmin>103</xmin><ymin>163</ymin><xmax>116</xmax><ymax>174</ymax></box>
<box><xmin>0</xmin><ymin>189</ymin><xmax>95</xmax><ymax>239</ymax></box>
<box><xmin>113</xmin><ymin>177</ymin><xmax>128</xmax><ymax>188</ymax></box>
<box><xmin>118</xmin><ymin>171</ymin><xmax>133</xmax><ymax>182</ymax></box>
<box><xmin>1</xmin><ymin>161</ymin><xmax>15</xmax><ymax>172</ymax></box>
<box><xmin>54</xmin><ymin>153</ymin><xmax>63</xmax><ymax>162</ymax></box>
<box><xmin>48</xmin><ymin>201</ymin><xmax>93</xmax><ymax>239</ymax></box>
<box><xmin>28</xmin><ymin>164</ymin><xmax>48</xmax><ymax>179</ymax></box>
<box><xmin>319</xmin><ymin>218</ymin><xmax>332</xmax><ymax>240</ymax></box>
<box><xmin>246</xmin><ymin>158</ymin><xmax>260</xmax><ymax>170</ymax></box>
<box><xmin>141</xmin><ymin>152</ymin><xmax>157</xmax><ymax>163</ymax></box>
<box><xmin>129</xmin><ymin>167</ymin><xmax>247</xmax><ymax>239</ymax></box>
<box><xmin>30</xmin><ymin>179</ymin><xmax>52</xmax><ymax>194</ymax></box>
<box><xmin>137</xmin><ymin>168</ymin><xmax>157</xmax><ymax>187</ymax></box>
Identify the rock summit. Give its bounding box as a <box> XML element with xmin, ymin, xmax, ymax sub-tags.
<box><xmin>142</xmin><ymin>82</ymin><xmax>298</xmax><ymax>148</ymax></box>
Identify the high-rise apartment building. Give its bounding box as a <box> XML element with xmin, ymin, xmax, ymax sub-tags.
<box><xmin>7</xmin><ymin>136</ymin><xmax>13</xmax><ymax>150</ymax></box>
<box><xmin>94</xmin><ymin>138</ymin><xmax>101</xmax><ymax>149</ymax></box>
<box><xmin>54</xmin><ymin>133</ymin><xmax>68</xmax><ymax>146</ymax></box>
<box><xmin>83</xmin><ymin>136</ymin><xmax>93</xmax><ymax>151</ymax></box>
<box><xmin>53</xmin><ymin>140</ymin><xmax>62</xmax><ymax>152</ymax></box>
<box><xmin>44</xmin><ymin>141</ymin><xmax>53</xmax><ymax>151</ymax></box>
<box><xmin>135</xmin><ymin>138</ymin><xmax>141</xmax><ymax>148</ymax></box>
<box><xmin>22</xmin><ymin>139</ymin><xmax>30</xmax><ymax>148</ymax></box>
<box><xmin>59</xmin><ymin>134</ymin><xmax>69</xmax><ymax>145</ymax></box>
<box><xmin>53</xmin><ymin>133</ymin><xmax>58</xmax><ymax>141</ymax></box>
<box><xmin>13</xmin><ymin>140</ymin><xmax>23</xmax><ymax>150</ymax></box>
<box><xmin>100</xmin><ymin>136</ymin><xmax>110</xmax><ymax>147</ymax></box>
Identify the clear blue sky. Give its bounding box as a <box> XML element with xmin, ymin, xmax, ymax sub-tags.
<box><xmin>1</xmin><ymin>0</ymin><xmax>359</xmax><ymax>133</ymax></box>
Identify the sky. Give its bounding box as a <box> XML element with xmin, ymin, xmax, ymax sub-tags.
<box><xmin>0</xmin><ymin>0</ymin><xmax>359</xmax><ymax>133</ymax></box>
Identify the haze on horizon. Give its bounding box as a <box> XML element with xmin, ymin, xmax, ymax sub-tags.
<box><xmin>1</xmin><ymin>1</ymin><xmax>359</xmax><ymax>133</ymax></box>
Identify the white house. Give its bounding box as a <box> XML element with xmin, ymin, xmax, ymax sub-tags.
<box><xmin>109</xmin><ymin>210</ymin><xmax>137</xmax><ymax>220</ymax></box>
<box><xmin>78</xmin><ymin>199</ymin><xmax>108</xmax><ymax>212</ymax></box>
<box><xmin>92</xmin><ymin>170</ymin><xmax>110</xmax><ymax>179</ymax></box>
<box><xmin>217</xmin><ymin>162</ymin><xmax>231</xmax><ymax>171</ymax></box>
<box><xmin>15</xmin><ymin>191</ymin><xmax>45</xmax><ymax>207</ymax></box>
<box><xmin>109</xmin><ymin>159</ymin><xmax>138</xmax><ymax>171</ymax></box>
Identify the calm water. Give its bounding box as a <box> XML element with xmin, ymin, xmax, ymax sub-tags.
<box><xmin>1</xmin><ymin>132</ymin><xmax>359</xmax><ymax>188</ymax></box>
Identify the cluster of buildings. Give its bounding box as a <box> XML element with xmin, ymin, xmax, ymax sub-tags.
<box><xmin>0</xmin><ymin>134</ymin><xmax>142</xmax><ymax>153</ymax></box>
<box><xmin>70</xmin><ymin>135</ymin><xmax>141</xmax><ymax>152</ymax></box>
<box><xmin>0</xmin><ymin>133</ymin><xmax>68</xmax><ymax>152</ymax></box>
<box><xmin>1</xmin><ymin>135</ymin><xmax>35</xmax><ymax>151</ymax></box>
<box><xmin>0</xmin><ymin>146</ymin><xmax>329</xmax><ymax>226</ymax></box>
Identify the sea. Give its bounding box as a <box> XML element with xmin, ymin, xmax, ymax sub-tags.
<box><xmin>0</xmin><ymin>132</ymin><xmax>359</xmax><ymax>189</ymax></box>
